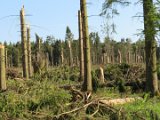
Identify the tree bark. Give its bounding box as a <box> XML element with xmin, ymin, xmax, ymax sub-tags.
<box><xmin>78</xmin><ymin>10</ymin><xmax>84</xmax><ymax>82</ymax></box>
<box><xmin>81</xmin><ymin>0</ymin><xmax>92</xmax><ymax>92</ymax></box>
<box><xmin>27</xmin><ymin>26</ymin><xmax>32</xmax><ymax>77</ymax></box>
<box><xmin>143</xmin><ymin>0</ymin><xmax>159</xmax><ymax>96</ymax></box>
<box><xmin>118</xmin><ymin>49</ymin><xmax>122</xmax><ymax>64</ymax></box>
<box><xmin>20</xmin><ymin>6</ymin><xmax>29</xmax><ymax>79</ymax></box>
<box><xmin>0</xmin><ymin>45</ymin><xmax>6</xmax><ymax>90</ymax></box>
<box><xmin>68</xmin><ymin>40</ymin><xmax>73</xmax><ymax>67</ymax></box>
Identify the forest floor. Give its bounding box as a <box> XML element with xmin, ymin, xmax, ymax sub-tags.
<box><xmin>1</xmin><ymin>64</ymin><xmax>160</xmax><ymax>120</ymax></box>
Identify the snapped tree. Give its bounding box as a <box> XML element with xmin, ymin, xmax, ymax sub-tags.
<box><xmin>20</xmin><ymin>6</ymin><xmax>29</xmax><ymax>79</ymax></box>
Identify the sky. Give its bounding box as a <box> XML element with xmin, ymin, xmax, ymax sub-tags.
<box><xmin>0</xmin><ymin>0</ymin><xmax>143</xmax><ymax>43</ymax></box>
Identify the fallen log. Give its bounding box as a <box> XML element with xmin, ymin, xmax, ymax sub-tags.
<box><xmin>53</xmin><ymin>97</ymin><xmax>142</xmax><ymax>119</ymax></box>
<box><xmin>99</xmin><ymin>97</ymin><xmax>142</xmax><ymax>106</ymax></box>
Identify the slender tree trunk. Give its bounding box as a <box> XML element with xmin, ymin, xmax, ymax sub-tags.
<box><xmin>61</xmin><ymin>47</ymin><xmax>64</xmax><ymax>65</ymax></box>
<box><xmin>118</xmin><ymin>49</ymin><xmax>122</xmax><ymax>64</ymax></box>
<box><xmin>35</xmin><ymin>33</ymin><xmax>41</xmax><ymax>53</ymax></box>
<box><xmin>134</xmin><ymin>47</ymin><xmax>137</xmax><ymax>64</ymax></box>
<box><xmin>50</xmin><ymin>47</ymin><xmax>53</xmax><ymax>66</ymax></box>
<box><xmin>111</xmin><ymin>46</ymin><xmax>114</xmax><ymax>64</ymax></box>
<box><xmin>103</xmin><ymin>53</ymin><xmax>106</xmax><ymax>65</ymax></box>
<box><xmin>68</xmin><ymin>40</ymin><xmax>73</xmax><ymax>66</ymax></box>
<box><xmin>5</xmin><ymin>48</ymin><xmax>7</xmax><ymax>68</ymax></box>
<box><xmin>10</xmin><ymin>54</ymin><xmax>13</xmax><ymax>67</ymax></box>
<box><xmin>27</xmin><ymin>26</ymin><xmax>32</xmax><ymax>78</ymax></box>
<box><xmin>45</xmin><ymin>52</ymin><xmax>49</xmax><ymax>71</ymax></box>
<box><xmin>35</xmin><ymin>34</ymin><xmax>42</xmax><ymax>64</ymax></box>
<box><xmin>126</xmin><ymin>51</ymin><xmax>130</xmax><ymax>64</ymax></box>
<box><xmin>143</xmin><ymin>0</ymin><xmax>159</xmax><ymax>96</ymax></box>
<box><xmin>78</xmin><ymin>10</ymin><xmax>84</xmax><ymax>81</ymax></box>
<box><xmin>107</xmin><ymin>53</ymin><xmax>110</xmax><ymax>64</ymax></box>
<box><xmin>0</xmin><ymin>45</ymin><xmax>6</xmax><ymax>90</ymax></box>
<box><xmin>98</xmin><ymin>67</ymin><xmax>105</xmax><ymax>84</ymax></box>
<box><xmin>20</xmin><ymin>6</ymin><xmax>29</xmax><ymax>79</ymax></box>
<box><xmin>81</xmin><ymin>0</ymin><xmax>92</xmax><ymax>92</ymax></box>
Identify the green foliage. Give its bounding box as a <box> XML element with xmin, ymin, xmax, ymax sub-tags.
<box><xmin>0</xmin><ymin>78</ymin><xmax>71</xmax><ymax>119</ymax></box>
<box><xmin>92</xmin><ymin>70</ymin><xmax>99</xmax><ymax>92</ymax></box>
<box><xmin>33</xmin><ymin>66</ymin><xmax>79</xmax><ymax>83</ymax></box>
<box><xmin>121</xmin><ymin>97</ymin><xmax>160</xmax><ymax>119</ymax></box>
<box><xmin>52</xmin><ymin>40</ymin><xmax>61</xmax><ymax>65</ymax></box>
<box><xmin>65</xmin><ymin>26</ymin><xmax>74</xmax><ymax>41</ymax></box>
<box><xmin>104</xmin><ymin>64</ymin><xmax>123</xmax><ymax>81</ymax></box>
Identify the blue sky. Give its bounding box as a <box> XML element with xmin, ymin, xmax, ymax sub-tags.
<box><xmin>0</xmin><ymin>0</ymin><xmax>143</xmax><ymax>43</ymax></box>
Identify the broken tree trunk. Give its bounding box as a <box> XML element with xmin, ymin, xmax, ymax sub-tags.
<box><xmin>118</xmin><ymin>49</ymin><xmax>122</xmax><ymax>64</ymax></box>
<box><xmin>98</xmin><ymin>67</ymin><xmax>105</xmax><ymax>84</ymax></box>
<box><xmin>20</xmin><ymin>6</ymin><xmax>29</xmax><ymax>79</ymax></box>
<box><xmin>27</xmin><ymin>26</ymin><xmax>32</xmax><ymax>78</ymax></box>
<box><xmin>0</xmin><ymin>45</ymin><xmax>6</xmax><ymax>91</ymax></box>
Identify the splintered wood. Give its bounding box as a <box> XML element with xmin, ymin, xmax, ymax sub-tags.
<box><xmin>99</xmin><ymin>97</ymin><xmax>142</xmax><ymax>106</ymax></box>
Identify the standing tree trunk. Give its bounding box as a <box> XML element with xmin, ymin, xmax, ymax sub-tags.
<box><xmin>102</xmin><ymin>53</ymin><xmax>106</xmax><ymax>65</ymax></box>
<box><xmin>35</xmin><ymin>33</ymin><xmax>41</xmax><ymax>53</ymax></box>
<box><xmin>50</xmin><ymin>46</ymin><xmax>54</xmax><ymax>66</ymax></box>
<box><xmin>111</xmin><ymin>46</ymin><xmax>114</xmax><ymax>64</ymax></box>
<box><xmin>61</xmin><ymin>47</ymin><xmax>64</xmax><ymax>66</ymax></box>
<box><xmin>118</xmin><ymin>49</ymin><xmax>122</xmax><ymax>64</ymax></box>
<box><xmin>78</xmin><ymin>10</ymin><xmax>84</xmax><ymax>82</ymax></box>
<box><xmin>45</xmin><ymin>52</ymin><xmax>49</xmax><ymax>71</ymax></box>
<box><xmin>27</xmin><ymin>26</ymin><xmax>32</xmax><ymax>78</ymax></box>
<box><xmin>5</xmin><ymin>48</ymin><xmax>8</xmax><ymax>68</ymax></box>
<box><xmin>98</xmin><ymin>67</ymin><xmax>105</xmax><ymax>84</ymax></box>
<box><xmin>68</xmin><ymin>40</ymin><xmax>73</xmax><ymax>66</ymax></box>
<box><xmin>126</xmin><ymin>51</ymin><xmax>130</xmax><ymax>64</ymax></box>
<box><xmin>81</xmin><ymin>0</ymin><xmax>92</xmax><ymax>92</ymax></box>
<box><xmin>143</xmin><ymin>0</ymin><xmax>159</xmax><ymax>96</ymax></box>
<box><xmin>135</xmin><ymin>48</ymin><xmax>137</xmax><ymax>63</ymax></box>
<box><xmin>0</xmin><ymin>45</ymin><xmax>6</xmax><ymax>91</ymax></box>
<box><xmin>20</xmin><ymin>6</ymin><xmax>29</xmax><ymax>79</ymax></box>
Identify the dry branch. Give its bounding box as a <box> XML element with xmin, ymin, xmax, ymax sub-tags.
<box><xmin>53</xmin><ymin>97</ymin><xmax>142</xmax><ymax>119</ymax></box>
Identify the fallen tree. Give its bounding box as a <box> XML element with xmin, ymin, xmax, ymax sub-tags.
<box><xmin>53</xmin><ymin>97</ymin><xmax>143</xmax><ymax>119</ymax></box>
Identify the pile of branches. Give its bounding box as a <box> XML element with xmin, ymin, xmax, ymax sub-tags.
<box><xmin>53</xmin><ymin>87</ymin><xmax>145</xmax><ymax>120</ymax></box>
<box><xmin>6</xmin><ymin>68</ymin><xmax>22</xmax><ymax>79</ymax></box>
<box><xmin>101</xmin><ymin>63</ymin><xmax>146</xmax><ymax>92</ymax></box>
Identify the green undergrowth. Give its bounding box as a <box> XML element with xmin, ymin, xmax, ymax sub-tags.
<box><xmin>93</xmin><ymin>88</ymin><xmax>160</xmax><ymax>120</ymax></box>
<box><xmin>0</xmin><ymin>79</ymin><xmax>72</xmax><ymax>119</ymax></box>
<box><xmin>1</xmin><ymin>65</ymin><xmax>160</xmax><ymax>119</ymax></box>
<box><xmin>119</xmin><ymin>96</ymin><xmax>160</xmax><ymax>120</ymax></box>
